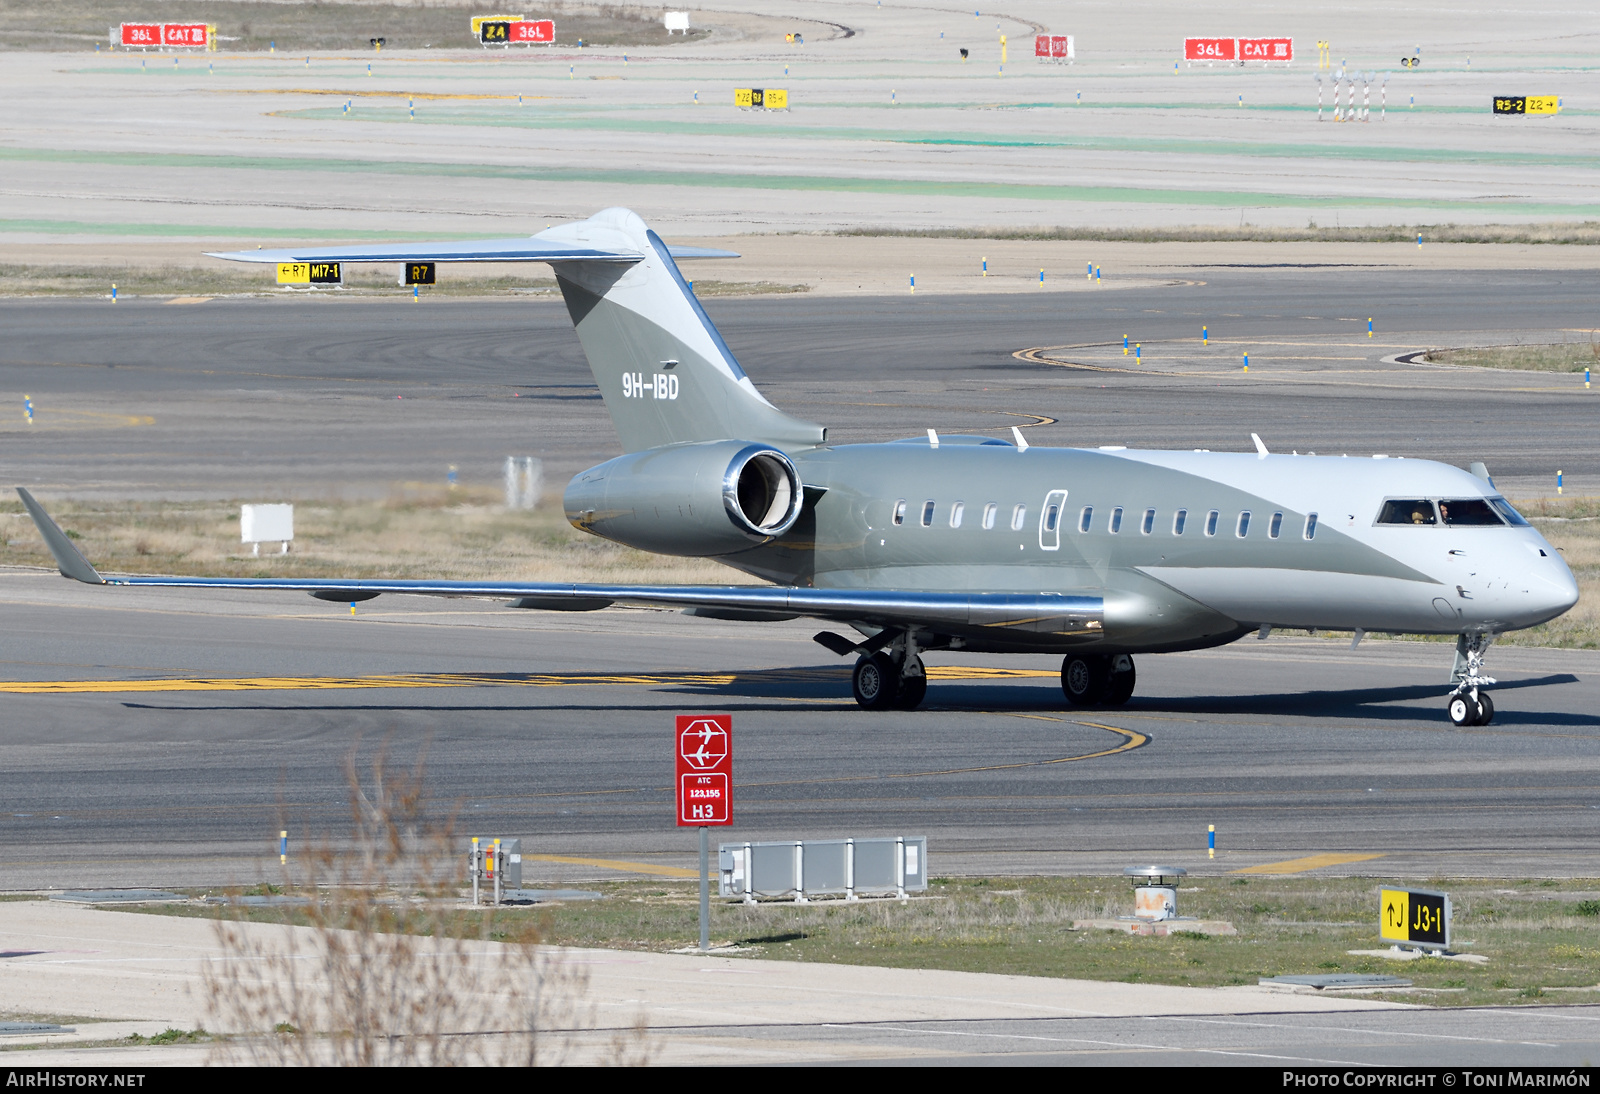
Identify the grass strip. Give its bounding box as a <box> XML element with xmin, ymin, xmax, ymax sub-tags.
<box><xmin>835</xmin><ymin>222</ymin><xmax>1600</xmax><ymax>245</ymax></box>
<box><xmin>128</xmin><ymin>875</ymin><xmax>1600</xmax><ymax>1008</ymax></box>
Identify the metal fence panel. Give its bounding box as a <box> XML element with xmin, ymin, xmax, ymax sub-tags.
<box><xmin>902</xmin><ymin>837</ymin><xmax>927</xmax><ymax>891</ymax></box>
<box><xmin>853</xmin><ymin>838</ymin><xmax>900</xmax><ymax>893</ymax></box>
<box><xmin>749</xmin><ymin>841</ymin><xmax>799</xmax><ymax>897</ymax></box>
<box><xmin>802</xmin><ymin>839</ymin><xmax>848</xmax><ymax>894</ymax></box>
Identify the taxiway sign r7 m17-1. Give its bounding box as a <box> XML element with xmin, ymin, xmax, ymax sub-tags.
<box><xmin>17</xmin><ymin>208</ymin><xmax>1578</xmax><ymax>724</ymax></box>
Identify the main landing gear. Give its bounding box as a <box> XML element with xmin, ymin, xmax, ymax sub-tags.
<box><xmin>852</xmin><ymin>650</ymin><xmax>926</xmax><ymax>710</ymax></box>
<box><xmin>1061</xmin><ymin>653</ymin><xmax>1136</xmax><ymax>707</ymax></box>
<box><xmin>1447</xmin><ymin>633</ymin><xmax>1497</xmax><ymax>726</ymax></box>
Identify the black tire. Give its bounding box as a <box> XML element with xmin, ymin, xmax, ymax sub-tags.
<box><xmin>1448</xmin><ymin>693</ymin><xmax>1479</xmax><ymax>726</ymax></box>
<box><xmin>1061</xmin><ymin>654</ymin><xmax>1108</xmax><ymax>706</ymax></box>
<box><xmin>1475</xmin><ymin>692</ymin><xmax>1495</xmax><ymax>725</ymax></box>
<box><xmin>895</xmin><ymin>661</ymin><xmax>928</xmax><ymax>710</ymax></box>
<box><xmin>1104</xmin><ymin>655</ymin><xmax>1136</xmax><ymax>705</ymax></box>
<box><xmin>852</xmin><ymin>652</ymin><xmax>900</xmax><ymax>710</ymax></box>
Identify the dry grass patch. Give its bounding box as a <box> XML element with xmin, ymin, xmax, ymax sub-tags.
<box><xmin>0</xmin><ymin>491</ymin><xmax>756</xmax><ymax>585</ymax></box>
<box><xmin>840</xmin><ymin>222</ymin><xmax>1600</xmax><ymax>246</ymax></box>
<box><xmin>1425</xmin><ymin>343</ymin><xmax>1600</xmax><ymax>373</ymax></box>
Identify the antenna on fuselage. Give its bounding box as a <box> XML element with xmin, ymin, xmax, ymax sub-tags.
<box><xmin>1251</xmin><ymin>432</ymin><xmax>1270</xmax><ymax>458</ymax></box>
<box><xmin>1011</xmin><ymin>426</ymin><xmax>1029</xmax><ymax>451</ymax></box>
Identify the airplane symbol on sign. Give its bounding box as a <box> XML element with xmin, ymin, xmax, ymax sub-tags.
<box><xmin>679</xmin><ymin>718</ymin><xmax>727</xmax><ymax>769</ymax></box>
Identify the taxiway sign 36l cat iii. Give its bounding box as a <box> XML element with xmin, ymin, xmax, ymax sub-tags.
<box><xmin>17</xmin><ymin>208</ymin><xmax>1578</xmax><ymax>724</ymax></box>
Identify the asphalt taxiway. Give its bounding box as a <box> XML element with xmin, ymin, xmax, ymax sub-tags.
<box><xmin>0</xmin><ymin>571</ymin><xmax>1593</xmax><ymax>889</ymax></box>
<box><xmin>0</xmin><ymin>269</ymin><xmax>1595</xmax><ymax>886</ymax></box>
<box><xmin>2</xmin><ymin>265</ymin><xmax>1598</xmax><ymax>501</ymax></box>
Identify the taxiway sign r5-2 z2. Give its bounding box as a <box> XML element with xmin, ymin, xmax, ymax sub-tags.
<box><xmin>16</xmin><ymin>208</ymin><xmax>1578</xmax><ymax>725</ymax></box>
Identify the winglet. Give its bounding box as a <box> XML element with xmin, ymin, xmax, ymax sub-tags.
<box><xmin>1251</xmin><ymin>432</ymin><xmax>1269</xmax><ymax>458</ymax></box>
<box><xmin>15</xmin><ymin>488</ymin><xmax>104</xmax><ymax>584</ymax></box>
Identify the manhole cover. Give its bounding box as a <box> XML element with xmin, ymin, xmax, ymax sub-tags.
<box><xmin>52</xmin><ymin>890</ymin><xmax>184</xmax><ymax>903</ymax></box>
<box><xmin>0</xmin><ymin>1023</ymin><xmax>70</xmax><ymax>1035</ymax></box>
<box><xmin>1261</xmin><ymin>973</ymin><xmax>1412</xmax><ymax>991</ymax></box>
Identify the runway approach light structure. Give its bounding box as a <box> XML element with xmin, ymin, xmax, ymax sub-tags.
<box><xmin>240</xmin><ymin>504</ymin><xmax>293</xmax><ymax>557</ymax></box>
<box><xmin>1126</xmin><ymin>865</ymin><xmax>1187</xmax><ymax>921</ymax></box>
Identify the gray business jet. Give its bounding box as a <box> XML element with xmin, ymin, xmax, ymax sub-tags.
<box><xmin>16</xmin><ymin>208</ymin><xmax>1577</xmax><ymax>725</ymax></box>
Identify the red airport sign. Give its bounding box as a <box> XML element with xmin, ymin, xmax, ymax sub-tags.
<box><xmin>1184</xmin><ymin>37</ymin><xmax>1236</xmax><ymax>62</ymax></box>
<box><xmin>163</xmin><ymin>23</ymin><xmax>209</xmax><ymax>47</ymax></box>
<box><xmin>675</xmin><ymin>714</ymin><xmax>732</xmax><ymax>826</ymax></box>
<box><xmin>1239</xmin><ymin>37</ymin><xmax>1292</xmax><ymax>63</ymax></box>
<box><xmin>120</xmin><ymin>23</ymin><xmax>161</xmax><ymax>47</ymax></box>
<box><xmin>119</xmin><ymin>23</ymin><xmax>209</xmax><ymax>48</ymax></box>
<box><xmin>509</xmin><ymin>19</ymin><xmax>554</xmax><ymax>43</ymax></box>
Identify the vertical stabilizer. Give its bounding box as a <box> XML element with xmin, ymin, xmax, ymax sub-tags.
<box><xmin>542</xmin><ymin>209</ymin><xmax>825</xmax><ymax>453</ymax></box>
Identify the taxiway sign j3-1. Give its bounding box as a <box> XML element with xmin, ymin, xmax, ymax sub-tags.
<box><xmin>17</xmin><ymin>208</ymin><xmax>1578</xmax><ymax>724</ymax></box>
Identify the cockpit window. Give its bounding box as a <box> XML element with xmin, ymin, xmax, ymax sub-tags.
<box><xmin>1439</xmin><ymin>498</ymin><xmax>1505</xmax><ymax>526</ymax></box>
<box><xmin>1377</xmin><ymin>499</ymin><xmax>1437</xmax><ymax>525</ymax></box>
<box><xmin>1488</xmin><ymin>497</ymin><xmax>1531</xmax><ymax>527</ymax></box>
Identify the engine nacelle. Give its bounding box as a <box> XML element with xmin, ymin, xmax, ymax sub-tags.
<box><xmin>564</xmin><ymin>440</ymin><xmax>803</xmax><ymax>556</ymax></box>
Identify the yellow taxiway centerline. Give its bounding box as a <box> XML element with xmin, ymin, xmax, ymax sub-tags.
<box><xmin>0</xmin><ymin>666</ymin><xmax>1056</xmax><ymax>694</ymax></box>
<box><xmin>1231</xmin><ymin>853</ymin><xmax>1386</xmax><ymax>875</ymax></box>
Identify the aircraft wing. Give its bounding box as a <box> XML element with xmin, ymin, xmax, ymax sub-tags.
<box><xmin>205</xmin><ymin>239</ymin><xmax>739</xmax><ymax>265</ymax></box>
<box><xmin>16</xmin><ymin>489</ymin><xmax>1101</xmax><ymax>636</ymax></box>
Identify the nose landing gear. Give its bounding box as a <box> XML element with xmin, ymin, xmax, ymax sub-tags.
<box><xmin>1447</xmin><ymin>632</ymin><xmax>1497</xmax><ymax>726</ymax></box>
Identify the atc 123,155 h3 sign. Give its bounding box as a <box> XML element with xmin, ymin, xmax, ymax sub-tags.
<box><xmin>676</xmin><ymin>714</ymin><xmax>731</xmax><ymax>826</ymax></box>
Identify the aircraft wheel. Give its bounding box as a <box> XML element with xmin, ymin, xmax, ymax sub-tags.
<box><xmin>1104</xmin><ymin>655</ymin><xmax>1136</xmax><ymax>706</ymax></box>
<box><xmin>895</xmin><ymin>659</ymin><xmax>928</xmax><ymax>710</ymax></box>
<box><xmin>1061</xmin><ymin>654</ymin><xmax>1108</xmax><ymax>706</ymax></box>
<box><xmin>852</xmin><ymin>652</ymin><xmax>900</xmax><ymax>710</ymax></box>
<box><xmin>1448</xmin><ymin>693</ymin><xmax>1480</xmax><ymax>727</ymax></box>
<box><xmin>1474</xmin><ymin>692</ymin><xmax>1495</xmax><ymax>725</ymax></box>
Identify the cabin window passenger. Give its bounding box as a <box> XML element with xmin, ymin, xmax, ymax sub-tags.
<box><xmin>1141</xmin><ymin>508</ymin><xmax>1156</xmax><ymax>535</ymax></box>
<box><xmin>950</xmin><ymin>502</ymin><xmax>965</xmax><ymax>529</ymax></box>
<box><xmin>1079</xmin><ymin>506</ymin><xmax>1093</xmax><ymax>533</ymax></box>
<box><xmin>892</xmin><ymin>500</ymin><xmax>906</xmax><ymax>526</ymax></box>
<box><xmin>1236</xmin><ymin>511</ymin><xmax>1251</xmax><ymax>538</ymax></box>
<box><xmin>1439</xmin><ymin>498</ymin><xmax>1505</xmax><ymax>526</ymax></box>
<box><xmin>1110</xmin><ymin>507</ymin><xmax>1124</xmax><ymax>534</ymax></box>
<box><xmin>1205</xmin><ymin>509</ymin><xmax>1219</xmax><ymax>536</ymax></box>
<box><xmin>1011</xmin><ymin>504</ymin><xmax>1027</xmax><ymax>531</ymax></box>
<box><xmin>1489</xmin><ymin>497</ymin><xmax>1530</xmax><ymax>526</ymax></box>
<box><xmin>1377</xmin><ymin>499</ymin><xmax>1437</xmax><ymax>525</ymax></box>
<box><xmin>1269</xmin><ymin>511</ymin><xmax>1283</xmax><ymax>539</ymax></box>
<box><xmin>921</xmin><ymin>500</ymin><xmax>935</xmax><ymax>527</ymax></box>
<box><xmin>1045</xmin><ymin>504</ymin><xmax>1059</xmax><ymax>533</ymax></box>
<box><xmin>1173</xmin><ymin>509</ymin><xmax>1187</xmax><ymax>535</ymax></box>
<box><xmin>1304</xmin><ymin>512</ymin><xmax>1318</xmax><ymax>540</ymax></box>
<box><xmin>982</xmin><ymin>502</ymin><xmax>997</xmax><ymax>529</ymax></box>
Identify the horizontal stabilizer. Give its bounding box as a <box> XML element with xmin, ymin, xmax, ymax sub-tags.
<box><xmin>206</xmin><ymin>236</ymin><xmax>738</xmax><ymax>266</ymax></box>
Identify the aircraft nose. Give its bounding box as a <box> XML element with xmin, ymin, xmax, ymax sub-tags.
<box><xmin>1527</xmin><ymin>555</ymin><xmax>1580</xmax><ymax>623</ymax></box>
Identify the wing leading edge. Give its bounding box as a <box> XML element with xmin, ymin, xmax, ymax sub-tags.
<box><xmin>15</xmin><ymin>490</ymin><xmax>1101</xmax><ymax>637</ymax></box>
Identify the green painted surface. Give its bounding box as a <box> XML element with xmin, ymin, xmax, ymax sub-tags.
<box><xmin>262</xmin><ymin>103</ymin><xmax>1600</xmax><ymax>171</ymax></box>
<box><xmin>0</xmin><ymin>217</ymin><xmax>495</xmax><ymax>240</ymax></box>
<box><xmin>6</xmin><ymin>146</ymin><xmax>1595</xmax><ymax>218</ymax></box>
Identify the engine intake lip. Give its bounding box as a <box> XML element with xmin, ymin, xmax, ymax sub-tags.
<box><xmin>723</xmin><ymin>444</ymin><xmax>803</xmax><ymax>540</ymax></box>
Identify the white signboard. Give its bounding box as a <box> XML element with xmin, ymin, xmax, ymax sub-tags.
<box><xmin>241</xmin><ymin>504</ymin><xmax>294</xmax><ymax>555</ymax></box>
<box><xmin>665</xmin><ymin>11</ymin><xmax>690</xmax><ymax>33</ymax></box>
